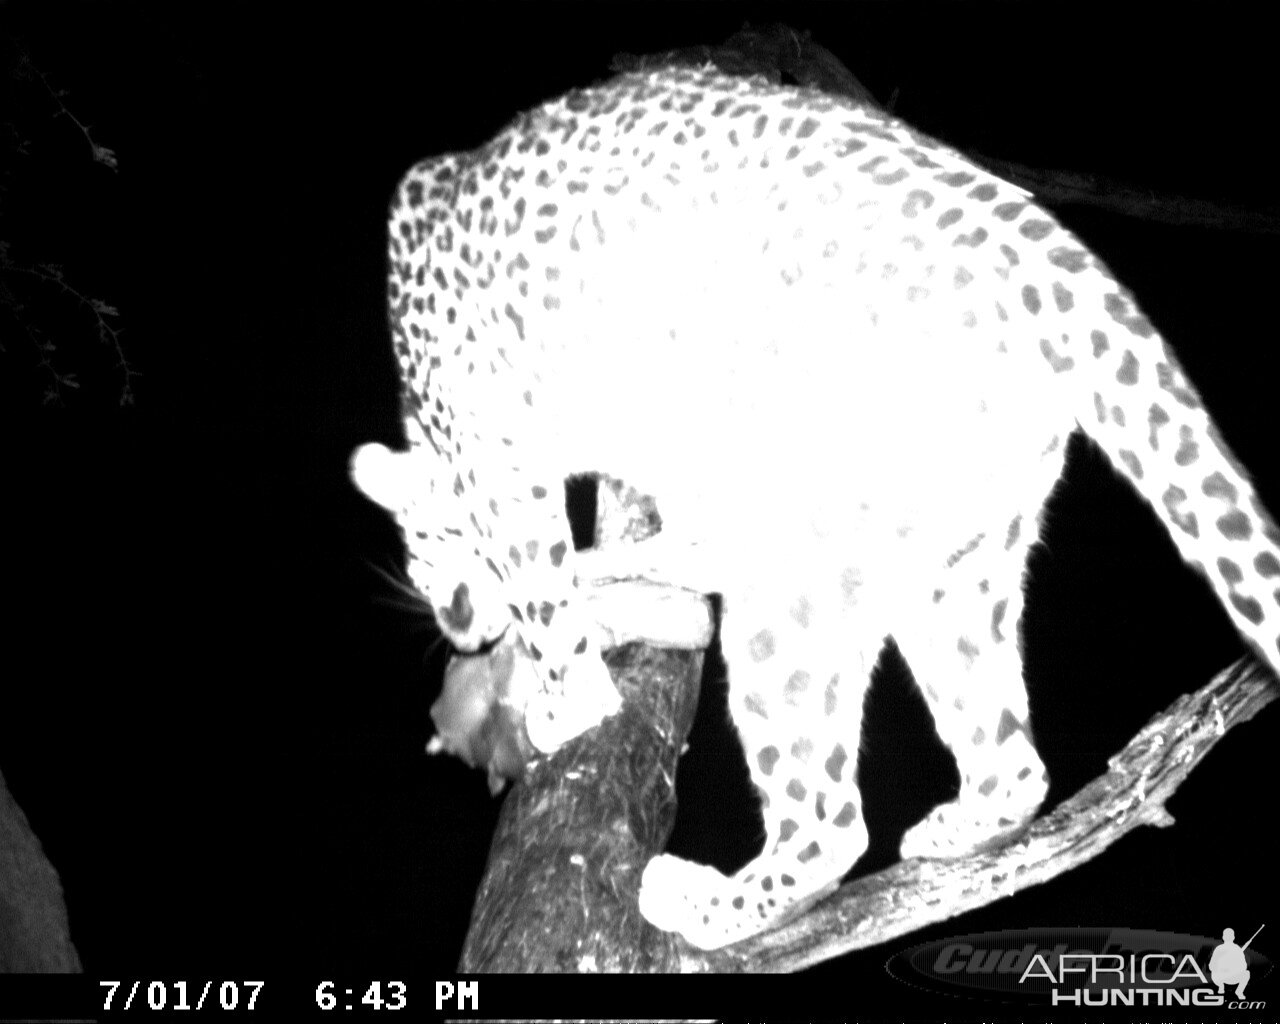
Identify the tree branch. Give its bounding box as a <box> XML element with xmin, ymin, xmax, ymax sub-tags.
<box><xmin>962</xmin><ymin>156</ymin><xmax>1280</xmax><ymax>235</ymax></box>
<box><xmin>691</xmin><ymin>654</ymin><xmax>1277</xmax><ymax>972</ymax></box>
<box><xmin>459</xmin><ymin>642</ymin><xmax>702</xmax><ymax>972</ymax></box>
<box><xmin>462</xmin><ymin>636</ymin><xmax>1275</xmax><ymax>972</ymax></box>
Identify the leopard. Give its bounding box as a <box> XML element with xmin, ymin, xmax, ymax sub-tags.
<box><xmin>350</xmin><ymin>66</ymin><xmax>1280</xmax><ymax>951</ymax></box>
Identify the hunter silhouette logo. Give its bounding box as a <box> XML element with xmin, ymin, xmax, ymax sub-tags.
<box><xmin>1211</xmin><ymin>925</ymin><xmax>1263</xmax><ymax>999</ymax></box>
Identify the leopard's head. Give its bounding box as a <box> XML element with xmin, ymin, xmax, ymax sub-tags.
<box><xmin>350</xmin><ymin>439</ymin><xmax>513</xmax><ymax>653</ymax></box>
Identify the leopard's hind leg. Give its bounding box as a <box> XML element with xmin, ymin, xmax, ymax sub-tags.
<box><xmin>892</xmin><ymin>453</ymin><xmax>1065</xmax><ymax>860</ymax></box>
<box><xmin>638</xmin><ymin>559</ymin><xmax>884</xmax><ymax>950</ymax></box>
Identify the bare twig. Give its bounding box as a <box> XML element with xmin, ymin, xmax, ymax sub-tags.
<box><xmin>2</xmin><ymin>46</ymin><xmax>129</xmax><ymax>404</ymax></box>
<box><xmin>14</xmin><ymin>53</ymin><xmax>118</xmax><ymax>170</ymax></box>
<box><xmin>5</xmin><ymin>263</ymin><xmax>134</xmax><ymax>404</ymax></box>
<box><xmin>964</xmin><ymin>155</ymin><xmax>1280</xmax><ymax>235</ymax></box>
<box><xmin>612</xmin><ymin>23</ymin><xmax>877</xmax><ymax>108</ymax></box>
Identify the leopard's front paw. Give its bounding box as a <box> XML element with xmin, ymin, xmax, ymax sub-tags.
<box><xmin>524</xmin><ymin>647</ymin><xmax>621</xmax><ymax>752</ymax></box>
<box><xmin>638</xmin><ymin>854</ymin><xmax>738</xmax><ymax>951</ymax></box>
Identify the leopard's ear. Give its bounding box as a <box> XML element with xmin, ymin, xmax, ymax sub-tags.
<box><xmin>350</xmin><ymin>442</ymin><xmax>412</xmax><ymax>512</ymax></box>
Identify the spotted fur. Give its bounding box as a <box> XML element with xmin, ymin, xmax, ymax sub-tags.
<box><xmin>351</xmin><ymin>67</ymin><xmax>1280</xmax><ymax>950</ymax></box>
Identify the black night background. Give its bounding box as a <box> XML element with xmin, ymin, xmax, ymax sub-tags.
<box><xmin>2</xmin><ymin>3</ymin><xmax>1278</xmax><ymax>1018</ymax></box>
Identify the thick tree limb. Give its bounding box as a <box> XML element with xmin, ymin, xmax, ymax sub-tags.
<box><xmin>463</xmin><ymin>640</ymin><xmax>1274</xmax><ymax>972</ymax></box>
<box><xmin>459</xmin><ymin>642</ymin><xmax>702</xmax><ymax>972</ymax></box>
<box><xmin>459</xmin><ymin>481</ymin><xmax>706</xmax><ymax>972</ymax></box>
<box><xmin>0</xmin><ymin>768</ymin><xmax>82</xmax><ymax>972</ymax></box>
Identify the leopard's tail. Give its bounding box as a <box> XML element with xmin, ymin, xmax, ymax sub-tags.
<box><xmin>1041</xmin><ymin>256</ymin><xmax>1280</xmax><ymax>674</ymax></box>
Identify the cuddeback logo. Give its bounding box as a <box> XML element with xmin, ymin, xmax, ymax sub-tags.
<box><xmin>887</xmin><ymin>925</ymin><xmax>1270</xmax><ymax>1008</ymax></box>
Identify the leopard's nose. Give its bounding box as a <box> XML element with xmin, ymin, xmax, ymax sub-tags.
<box><xmin>437</xmin><ymin>582</ymin><xmax>474</xmax><ymax>634</ymax></box>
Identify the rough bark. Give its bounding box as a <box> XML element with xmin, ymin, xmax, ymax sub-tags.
<box><xmin>459</xmin><ymin>642</ymin><xmax>702</xmax><ymax>972</ymax></box>
<box><xmin>0</xmin><ymin>768</ymin><xmax>82</xmax><ymax>972</ymax></box>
